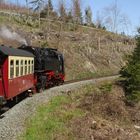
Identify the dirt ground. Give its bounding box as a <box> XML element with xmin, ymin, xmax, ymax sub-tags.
<box><xmin>66</xmin><ymin>85</ymin><xmax>140</xmax><ymax>140</ymax></box>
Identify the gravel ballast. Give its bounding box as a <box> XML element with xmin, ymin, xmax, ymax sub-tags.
<box><xmin>0</xmin><ymin>75</ymin><xmax>119</xmax><ymax>140</ymax></box>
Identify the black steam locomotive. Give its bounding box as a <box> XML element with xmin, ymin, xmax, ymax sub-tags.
<box><xmin>19</xmin><ymin>45</ymin><xmax>65</xmax><ymax>91</ymax></box>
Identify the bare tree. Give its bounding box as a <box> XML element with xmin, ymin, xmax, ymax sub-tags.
<box><xmin>72</xmin><ymin>0</ymin><xmax>82</xmax><ymax>24</ymax></box>
<box><xmin>0</xmin><ymin>0</ymin><xmax>9</xmax><ymax>10</ymax></box>
<box><xmin>119</xmin><ymin>14</ymin><xmax>131</xmax><ymax>35</ymax></box>
<box><xmin>58</xmin><ymin>0</ymin><xmax>67</xmax><ymax>22</ymax></box>
<box><xmin>25</xmin><ymin>0</ymin><xmax>30</xmax><ymax>24</ymax></box>
<box><xmin>102</xmin><ymin>0</ymin><xmax>119</xmax><ymax>32</ymax></box>
<box><xmin>46</xmin><ymin>0</ymin><xmax>54</xmax><ymax>18</ymax></box>
<box><xmin>0</xmin><ymin>0</ymin><xmax>5</xmax><ymax>4</ymax></box>
<box><xmin>66</xmin><ymin>9</ymin><xmax>73</xmax><ymax>23</ymax></box>
<box><xmin>25</xmin><ymin>0</ymin><xmax>30</xmax><ymax>15</ymax></box>
<box><xmin>101</xmin><ymin>0</ymin><xmax>131</xmax><ymax>34</ymax></box>
<box><xmin>30</xmin><ymin>0</ymin><xmax>44</xmax><ymax>27</ymax></box>
<box><xmin>96</xmin><ymin>11</ymin><xmax>103</xmax><ymax>28</ymax></box>
<box><xmin>0</xmin><ymin>0</ymin><xmax>4</xmax><ymax>3</ymax></box>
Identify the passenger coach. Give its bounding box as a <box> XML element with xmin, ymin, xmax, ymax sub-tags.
<box><xmin>0</xmin><ymin>45</ymin><xmax>34</xmax><ymax>106</ymax></box>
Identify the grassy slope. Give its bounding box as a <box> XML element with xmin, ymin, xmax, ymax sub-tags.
<box><xmin>0</xmin><ymin>14</ymin><xmax>136</xmax><ymax>80</ymax></box>
<box><xmin>20</xmin><ymin>81</ymin><xmax>140</xmax><ymax>140</ymax></box>
<box><xmin>20</xmin><ymin>96</ymin><xmax>84</xmax><ymax>140</ymax></box>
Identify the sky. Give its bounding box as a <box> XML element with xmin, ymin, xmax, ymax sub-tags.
<box><xmin>9</xmin><ymin>0</ymin><xmax>140</xmax><ymax>36</ymax></box>
<box><xmin>89</xmin><ymin>0</ymin><xmax>140</xmax><ymax>35</ymax></box>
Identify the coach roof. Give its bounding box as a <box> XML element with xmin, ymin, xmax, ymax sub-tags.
<box><xmin>0</xmin><ymin>45</ymin><xmax>34</xmax><ymax>57</ymax></box>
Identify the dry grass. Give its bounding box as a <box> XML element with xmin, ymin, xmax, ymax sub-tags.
<box><xmin>0</xmin><ymin>13</ymin><xmax>135</xmax><ymax>80</ymax></box>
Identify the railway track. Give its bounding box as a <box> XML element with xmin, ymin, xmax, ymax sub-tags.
<box><xmin>0</xmin><ymin>74</ymin><xmax>120</xmax><ymax>116</ymax></box>
<box><xmin>0</xmin><ymin>92</ymin><xmax>29</xmax><ymax>115</ymax></box>
<box><xmin>64</xmin><ymin>73</ymin><xmax>119</xmax><ymax>84</ymax></box>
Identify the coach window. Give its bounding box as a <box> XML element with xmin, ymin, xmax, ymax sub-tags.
<box><xmin>16</xmin><ymin>60</ymin><xmax>19</xmax><ymax>77</ymax></box>
<box><xmin>20</xmin><ymin>60</ymin><xmax>23</xmax><ymax>76</ymax></box>
<box><xmin>10</xmin><ymin>60</ymin><xmax>14</xmax><ymax>78</ymax></box>
<box><xmin>31</xmin><ymin>60</ymin><xmax>34</xmax><ymax>73</ymax></box>
<box><xmin>28</xmin><ymin>60</ymin><xmax>30</xmax><ymax>74</ymax></box>
<box><xmin>25</xmin><ymin>60</ymin><xmax>27</xmax><ymax>75</ymax></box>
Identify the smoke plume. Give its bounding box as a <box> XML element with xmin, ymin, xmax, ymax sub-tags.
<box><xmin>0</xmin><ymin>26</ymin><xmax>28</xmax><ymax>45</ymax></box>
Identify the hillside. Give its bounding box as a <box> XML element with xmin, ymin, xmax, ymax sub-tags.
<box><xmin>0</xmin><ymin>4</ymin><xmax>139</xmax><ymax>140</ymax></box>
<box><xmin>0</xmin><ymin>14</ymin><xmax>136</xmax><ymax>80</ymax></box>
<box><xmin>21</xmin><ymin>80</ymin><xmax>140</xmax><ymax>140</ymax></box>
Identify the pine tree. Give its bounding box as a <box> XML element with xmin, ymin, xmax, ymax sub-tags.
<box><xmin>120</xmin><ymin>28</ymin><xmax>140</xmax><ymax>102</ymax></box>
<box><xmin>40</xmin><ymin>4</ymin><xmax>48</xmax><ymax>18</ymax></box>
<box><xmin>66</xmin><ymin>10</ymin><xmax>73</xmax><ymax>23</ymax></box>
<box><xmin>40</xmin><ymin>0</ymin><xmax>57</xmax><ymax>19</ymax></box>
<box><xmin>85</xmin><ymin>6</ymin><xmax>92</xmax><ymax>26</ymax></box>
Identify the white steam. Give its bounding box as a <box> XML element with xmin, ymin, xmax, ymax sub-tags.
<box><xmin>0</xmin><ymin>26</ymin><xmax>27</xmax><ymax>45</ymax></box>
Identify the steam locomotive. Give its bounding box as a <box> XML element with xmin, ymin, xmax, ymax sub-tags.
<box><xmin>0</xmin><ymin>45</ymin><xmax>65</xmax><ymax>106</ymax></box>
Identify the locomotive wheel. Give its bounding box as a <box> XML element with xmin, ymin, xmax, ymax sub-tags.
<box><xmin>39</xmin><ymin>88</ymin><xmax>43</xmax><ymax>93</ymax></box>
<box><xmin>38</xmin><ymin>87</ymin><xmax>45</xmax><ymax>93</ymax></box>
<box><xmin>55</xmin><ymin>82</ymin><xmax>59</xmax><ymax>86</ymax></box>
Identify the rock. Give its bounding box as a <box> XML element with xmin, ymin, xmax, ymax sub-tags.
<box><xmin>100</xmin><ymin>122</ymin><xmax>106</xmax><ymax>127</ymax></box>
<box><xmin>134</xmin><ymin>125</ymin><xmax>140</xmax><ymax>132</ymax></box>
<box><xmin>91</xmin><ymin>135</ymin><xmax>94</xmax><ymax>140</ymax></box>
<box><xmin>91</xmin><ymin>120</ymin><xmax>97</xmax><ymax>129</ymax></box>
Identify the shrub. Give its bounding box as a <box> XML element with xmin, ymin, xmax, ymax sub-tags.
<box><xmin>120</xmin><ymin>28</ymin><xmax>140</xmax><ymax>102</ymax></box>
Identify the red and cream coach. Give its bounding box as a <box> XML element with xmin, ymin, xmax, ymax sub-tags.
<box><xmin>0</xmin><ymin>45</ymin><xmax>34</xmax><ymax>106</ymax></box>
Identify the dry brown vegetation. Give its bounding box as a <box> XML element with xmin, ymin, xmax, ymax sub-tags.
<box><xmin>0</xmin><ymin>3</ymin><xmax>28</xmax><ymax>13</ymax></box>
<box><xmin>61</xmin><ymin>83</ymin><xmax>140</xmax><ymax>140</ymax></box>
<box><xmin>0</xmin><ymin>11</ymin><xmax>136</xmax><ymax>80</ymax></box>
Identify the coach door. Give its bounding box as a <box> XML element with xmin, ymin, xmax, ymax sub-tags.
<box><xmin>0</xmin><ymin>55</ymin><xmax>8</xmax><ymax>99</ymax></box>
<box><xmin>0</xmin><ymin>64</ymin><xmax>3</xmax><ymax>96</ymax></box>
<box><xmin>0</xmin><ymin>55</ymin><xmax>3</xmax><ymax>92</ymax></box>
